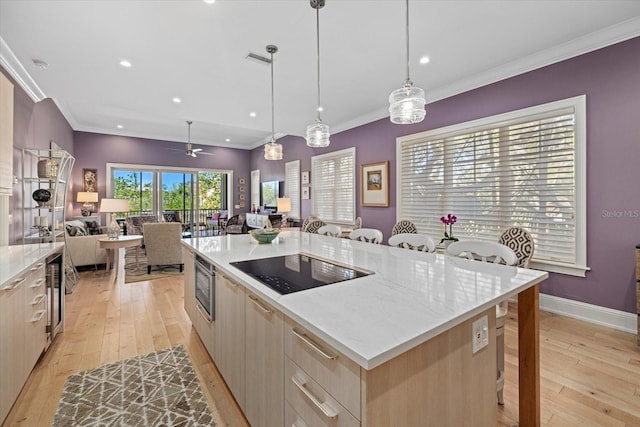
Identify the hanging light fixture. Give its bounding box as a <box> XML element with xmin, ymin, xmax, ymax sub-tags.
<box><xmin>264</xmin><ymin>45</ymin><xmax>283</xmax><ymax>161</ymax></box>
<box><xmin>389</xmin><ymin>0</ymin><xmax>426</xmax><ymax>124</ymax></box>
<box><xmin>306</xmin><ymin>0</ymin><xmax>330</xmax><ymax>148</ymax></box>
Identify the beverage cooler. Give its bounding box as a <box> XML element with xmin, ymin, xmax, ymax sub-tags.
<box><xmin>46</xmin><ymin>251</ymin><xmax>64</xmax><ymax>347</ymax></box>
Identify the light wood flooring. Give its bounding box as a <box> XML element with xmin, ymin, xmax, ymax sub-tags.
<box><xmin>3</xmin><ymin>259</ymin><xmax>640</xmax><ymax>426</ymax></box>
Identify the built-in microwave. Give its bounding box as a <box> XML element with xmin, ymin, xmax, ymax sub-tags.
<box><xmin>195</xmin><ymin>255</ymin><xmax>215</xmax><ymax>321</ymax></box>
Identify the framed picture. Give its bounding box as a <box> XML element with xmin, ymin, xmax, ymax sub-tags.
<box><xmin>302</xmin><ymin>171</ymin><xmax>310</xmax><ymax>185</ymax></box>
<box><xmin>239</xmin><ymin>194</ymin><xmax>245</xmax><ymax>200</ymax></box>
<box><xmin>83</xmin><ymin>168</ymin><xmax>97</xmax><ymax>192</ymax></box>
<box><xmin>302</xmin><ymin>187</ymin><xmax>310</xmax><ymax>200</ymax></box>
<box><xmin>239</xmin><ymin>186</ymin><xmax>245</xmax><ymax>192</ymax></box>
<box><xmin>361</xmin><ymin>161</ymin><xmax>389</xmax><ymax>207</ymax></box>
<box><xmin>239</xmin><ymin>178</ymin><xmax>246</xmax><ymax>185</ymax></box>
<box><xmin>239</xmin><ymin>201</ymin><xmax>246</xmax><ymax>208</ymax></box>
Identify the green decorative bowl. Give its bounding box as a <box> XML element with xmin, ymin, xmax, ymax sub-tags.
<box><xmin>249</xmin><ymin>228</ymin><xmax>280</xmax><ymax>244</ymax></box>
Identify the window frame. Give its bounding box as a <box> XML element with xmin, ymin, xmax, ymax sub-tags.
<box><xmin>396</xmin><ymin>95</ymin><xmax>588</xmax><ymax>276</ymax></box>
<box><xmin>284</xmin><ymin>160</ymin><xmax>301</xmax><ymax>220</ymax></box>
<box><xmin>311</xmin><ymin>147</ymin><xmax>356</xmax><ymax>225</ymax></box>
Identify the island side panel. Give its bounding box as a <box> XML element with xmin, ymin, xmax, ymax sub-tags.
<box><xmin>361</xmin><ymin>308</ymin><xmax>497</xmax><ymax>426</ymax></box>
<box><xmin>518</xmin><ymin>284</ymin><xmax>540</xmax><ymax>427</ymax></box>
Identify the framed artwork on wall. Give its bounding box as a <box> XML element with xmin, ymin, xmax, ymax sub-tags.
<box><xmin>239</xmin><ymin>194</ymin><xmax>245</xmax><ymax>200</ymax></box>
<box><xmin>83</xmin><ymin>168</ymin><xmax>97</xmax><ymax>192</ymax></box>
<box><xmin>302</xmin><ymin>187</ymin><xmax>310</xmax><ymax>200</ymax></box>
<box><xmin>239</xmin><ymin>178</ymin><xmax>246</xmax><ymax>185</ymax></box>
<box><xmin>361</xmin><ymin>161</ymin><xmax>389</xmax><ymax>207</ymax></box>
<box><xmin>239</xmin><ymin>186</ymin><xmax>245</xmax><ymax>192</ymax></box>
<box><xmin>302</xmin><ymin>171</ymin><xmax>310</xmax><ymax>185</ymax></box>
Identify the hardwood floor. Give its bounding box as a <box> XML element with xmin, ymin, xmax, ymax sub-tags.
<box><xmin>3</xmin><ymin>258</ymin><xmax>640</xmax><ymax>426</ymax></box>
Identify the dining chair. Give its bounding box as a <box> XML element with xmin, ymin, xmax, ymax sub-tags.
<box><xmin>349</xmin><ymin>228</ymin><xmax>383</xmax><ymax>244</ymax></box>
<box><xmin>353</xmin><ymin>216</ymin><xmax>362</xmax><ymax>230</ymax></box>
<box><xmin>143</xmin><ymin>222</ymin><xmax>184</xmax><ymax>274</ymax></box>
<box><xmin>391</xmin><ymin>220</ymin><xmax>417</xmax><ymax>236</ymax></box>
<box><xmin>498</xmin><ymin>227</ymin><xmax>535</xmax><ymax>268</ymax></box>
<box><xmin>302</xmin><ymin>219</ymin><xmax>326</xmax><ymax>234</ymax></box>
<box><xmin>317</xmin><ymin>224</ymin><xmax>342</xmax><ymax>237</ymax></box>
<box><xmin>388</xmin><ymin>233</ymin><xmax>436</xmax><ymax>252</ymax></box>
<box><xmin>446</xmin><ymin>240</ymin><xmax>517</xmax><ymax>405</ymax></box>
<box><xmin>301</xmin><ymin>215</ymin><xmax>318</xmax><ymax>231</ymax></box>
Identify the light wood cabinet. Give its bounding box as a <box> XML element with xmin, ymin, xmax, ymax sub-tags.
<box><xmin>0</xmin><ymin>257</ymin><xmax>49</xmax><ymax>424</ymax></box>
<box><xmin>215</xmin><ymin>273</ymin><xmax>246</xmax><ymax>410</ymax></box>
<box><xmin>245</xmin><ymin>291</ymin><xmax>284</xmax><ymax>427</ymax></box>
<box><xmin>0</xmin><ymin>72</ymin><xmax>13</xmax><ymax>195</ymax></box>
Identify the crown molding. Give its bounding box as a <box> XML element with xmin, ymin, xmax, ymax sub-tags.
<box><xmin>0</xmin><ymin>36</ymin><xmax>46</xmax><ymax>102</ymax></box>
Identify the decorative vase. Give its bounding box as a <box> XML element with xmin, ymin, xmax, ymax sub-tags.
<box><xmin>32</xmin><ymin>188</ymin><xmax>52</xmax><ymax>207</ymax></box>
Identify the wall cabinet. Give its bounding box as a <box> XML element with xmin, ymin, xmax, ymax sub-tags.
<box><xmin>0</xmin><ymin>255</ymin><xmax>49</xmax><ymax>424</ymax></box>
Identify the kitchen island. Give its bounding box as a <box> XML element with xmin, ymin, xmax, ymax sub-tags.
<box><xmin>182</xmin><ymin>230</ymin><xmax>547</xmax><ymax>426</ymax></box>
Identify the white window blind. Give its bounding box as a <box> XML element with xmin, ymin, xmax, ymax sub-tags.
<box><xmin>311</xmin><ymin>147</ymin><xmax>356</xmax><ymax>225</ymax></box>
<box><xmin>397</xmin><ymin>96</ymin><xmax>587</xmax><ymax>276</ymax></box>
<box><xmin>284</xmin><ymin>160</ymin><xmax>300</xmax><ymax>220</ymax></box>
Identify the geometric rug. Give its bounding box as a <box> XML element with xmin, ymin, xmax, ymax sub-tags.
<box><xmin>124</xmin><ymin>247</ymin><xmax>183</xmax><ymax>284</ymax></box>
<box><xmin>51</xmin><ymin>345</ymin><xmax>217</xmax><ymax>426</ymax></box>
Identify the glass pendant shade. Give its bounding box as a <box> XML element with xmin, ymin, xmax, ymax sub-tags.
<box><xmin>264</xmin><ymin>142</ymin><xmax>283</xmax><ymax>160</ymax></box>
<box><xmin>305</xmin><ymin>120</ymin><xmax>330</xmax><ymax>148</ymax></box>
<box><xmin>389</xmin><ymin>83</ymin><xmax>426</xmax><ymax>124</ymax></box>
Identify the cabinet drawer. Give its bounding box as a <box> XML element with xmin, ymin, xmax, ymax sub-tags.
<box><xmin>286</xmin><ymin>401</ymin><xmax>310</xmax><ymax>427</ymax></box>
<box><xmin>285</xmin><ymin>358</ymin><xmax>359</xmax><ymax>427</ymax></box>
<box><xmin>284</xmin><ymin>318</ymin><xmax>360</xmax><ymax>419</ymax></box>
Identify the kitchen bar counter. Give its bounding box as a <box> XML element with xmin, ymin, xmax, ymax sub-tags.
<box><xmin>183</xmin><ymin>230</ymin><xmax>547</xmax><ymax>369</ymax></box>
<box><xmin>0</xmin><ymin>242</ymin><xmax>64</xmax><ymax>289</ymax></box>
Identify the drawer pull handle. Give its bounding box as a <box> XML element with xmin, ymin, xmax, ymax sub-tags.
<box><xmin>291</xmin><ymin>328</ymin><xmax>337</xmax><ymax>360</ymax></box>
<box><xmin>5</xmin><ymin>277</ymin><xmax>26</xmax><ymax>291</ymax></box>
<box><xmin>31</xmin><ymin>262</ymin><xmax>45</xmax><ymax>271</ymax></box>
<box><xmin>249</xmin><ymin>295</ymin><xmax>272</xmax><ymax>314</ymax></box>
<box><xmin>31</xmin><ymin>294</ymin><xmax>47</xmax><ymax>305</ymax></box>
<box><xmin>291</xmin><ymin>375</ymin><xmax>338</xmax><ymax>420</ymax></box>
<box><xmin>30</xmin><ymin>278</ymin><xmax>46</xmax><ymax>288</ymax></box>
<box><xmin>31</xmin><ymin>309</ymin><xmax>46</xmax><ymax>323</ymax></box>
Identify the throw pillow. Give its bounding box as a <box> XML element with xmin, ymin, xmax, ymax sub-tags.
<box><xmin>86</xmin><ymin>221</ymin><xmax>101</xmax><ymax>235</ymax></box>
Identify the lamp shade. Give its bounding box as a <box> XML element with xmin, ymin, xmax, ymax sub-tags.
<box><xmin>389</xmin><ymin>84</ymin><xmax>426</xmax><ymax>124</ymax></box>
<box><xmin>264</xmin><ymin>142</ymin><xmax>283</xmax><ymax>161</ymax></box>
<box><xmin>277</xmin><ymin>197</ymin><xmax>291</xmax><ymax>213</ymax></box>
<box><xmin>99</xmin><ymin>198</ymin><xmax>129</xmax><ymax>213</ymax></box>
<box><xmin>77</xmin><ymin>191</ymin><xmax>98</xmax><ymax>203</ymax></box>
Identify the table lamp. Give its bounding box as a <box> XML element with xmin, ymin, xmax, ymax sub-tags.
<box><xmin>99</xmin><ymin>198</ymin><xmax>130</xmax><ymax>239</ymax></box>
<box><xmin>277</xmin><ymin>197</ymin><xmax>291</xmax><ymax>228</ymax></box>
<box><xmin>77</xmin><ymin>191</ymin><xmax>98</xmax><ymax>216</ymax></box>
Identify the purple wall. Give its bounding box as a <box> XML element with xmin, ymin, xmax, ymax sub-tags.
<box><xmin>3</xmin><ymin>67</ymin><xmax>75</xmax><ymax>244</ymax></box>
<box><xmin>251</xmin><ymin>37</ymin><xmax>640</xmax><ymax>313</ymax></box>
<box><xmin>73</xmin><ymin>132</ymin><xmax>252</xmax><ymax>219</ymax></box>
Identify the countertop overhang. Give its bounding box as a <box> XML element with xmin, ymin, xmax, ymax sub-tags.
<box><xmin>0</xmin><ymin>242</ymin><xmax>64</xmax><ymax>289</ymax></box>
<box><xmin>183</xmin><ymin>230</ymin><xmax>548</xmax><ymax>369</ymax></box>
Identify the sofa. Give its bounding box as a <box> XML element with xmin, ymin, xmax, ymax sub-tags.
<box><xmin>64</xmin><ymin>220</ymin><xmax>107</xmax><ymax>269</ymax></box>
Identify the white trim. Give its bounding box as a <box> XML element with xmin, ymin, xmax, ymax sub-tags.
<box><xmin>540</xmin><ymin>293</ymin><xmax>636</xmax><ymax>334</ymax></box>
<box><xmin>0</xmin><ymin>37</ymin><xmax>46</xmax><ymax>102</ymax></box>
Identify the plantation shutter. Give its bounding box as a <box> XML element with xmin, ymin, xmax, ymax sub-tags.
<box><xmin>284</xmin><ymin>160</ymin><xmax>301</xmax><ymax>220</ymax></box>
<box><xmin>399</xmin><ymin>104</ymin><xmax>579</xmax><ymax>267</ymax></box>
<box><xmin>311</xmin><ymin>148</ymin><xmax>356</xmax><ymax>224</ymax></box>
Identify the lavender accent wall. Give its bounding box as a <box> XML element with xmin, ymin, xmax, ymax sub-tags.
<box><xmin>73</xmin><ymin>131</ymin><xmax>252</xmax><ymax>218</ymax></box>
<box><xmin>2</xmin><ymin>66</ymin><xmax>75</xmax><ymax>244</ymax></box>
<box><xmin>252</xmin><ymin>36</ymin><xmax>640</xmax><ymax>313</ymax></box>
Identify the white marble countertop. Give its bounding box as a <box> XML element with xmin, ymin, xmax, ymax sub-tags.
<box><xmin>0</xmin><ymin>243</ymin><xmax>64</xmax><ymax>289</ymax></box>
<box><xmin>183</xmin><ymin>230</ymin><xmax>548</xmax><ymax>370</ymax></box>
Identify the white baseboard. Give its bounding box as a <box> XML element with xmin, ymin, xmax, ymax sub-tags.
<box><xmin>539</xmin><ymin>294</ymin><xmax>636</xmax><ymax>334</ymax></box>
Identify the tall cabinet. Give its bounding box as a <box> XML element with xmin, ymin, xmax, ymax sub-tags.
<box><xmin>21</xmin><ymin>148</ymin><xmax>78</xmax><ymax>291</ymax></box>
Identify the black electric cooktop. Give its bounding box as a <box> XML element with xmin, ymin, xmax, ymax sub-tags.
<box><xmin>230</xmin><ymin>253</ymin><xmax>372</xmax><ymax>295</ymax></box>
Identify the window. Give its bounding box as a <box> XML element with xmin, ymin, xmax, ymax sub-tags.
<box><xmin>311</xmin><ymin>148</ymin><xmax>356</xmax><ymax>225</ymax></box>
<box><xmin>397</xmin><ymin>96</ymin><xmax>587</xmax><ymax>276</ymax></box>
<box><xmin>285</xmin><ymin>160</ymin><xmax>301</xmax><ymax>220</ymax></box>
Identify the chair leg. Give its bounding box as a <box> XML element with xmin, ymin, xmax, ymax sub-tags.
<box><xmin>147</xmin><ymin>265</ymin><xmax>151</xmax><ymax>274</ymax></box>
<box><xmin>496</xmin><ymin>324</ymin><xmax>505</xmax><ymax>405</ymax></box>
<box><xmin>180</xmin><ymin>264</ymin><xmax>183</xmax><ymax>272</ymax></box>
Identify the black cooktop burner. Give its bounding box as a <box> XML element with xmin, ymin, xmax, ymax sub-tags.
<box><xmin>230</xmin><ymin>253</ymin><xmax>372</xmax><ymax>295</ymax></box>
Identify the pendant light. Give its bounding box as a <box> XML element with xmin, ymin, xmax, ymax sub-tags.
<box><xmin>389</xmin><ymin>0</ymin><xmax>426</xmax><ymax>124</ymax></box>
<box><xmin>264</xmin><ymin>44</ymin><xmax>283</xmax><ymax>160</ymax></box>
<box><xmin>306</xmin><ymin>0</ymin><xmax>330</xmax><ymax>148</ymax></box>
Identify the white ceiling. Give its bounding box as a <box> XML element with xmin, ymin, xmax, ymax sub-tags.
<box><xmin>1</xmin><ymin>0</ymin><xmax>639</xmax><ymax>150</ymax></box>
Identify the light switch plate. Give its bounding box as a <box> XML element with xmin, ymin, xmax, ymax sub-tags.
<box><xmin>472</xmin><ymin>315</ymin><xmax>489</xmax><ymax>354</ymax></box>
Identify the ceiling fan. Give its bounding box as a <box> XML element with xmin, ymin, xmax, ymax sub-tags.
<box><xmin>167</xmin><ymin>121</ymin><xmax>215</xmax><ymax>157</ymax></box>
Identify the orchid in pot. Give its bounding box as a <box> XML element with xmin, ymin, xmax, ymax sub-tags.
<box><xmin>440</xmin><ymin>213</ymin><xmax>458</xmax><ymax>247</ymax></box>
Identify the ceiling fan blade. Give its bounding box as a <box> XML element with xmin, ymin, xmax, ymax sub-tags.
<box><xmin>188</xmin><ymin>152</ymin><xmax>197</xmax><ymax>158</ymax></box>
<box><xmin>192</xmin><ymin>148</ymin><xmax>203</xmax><ymax>152</ymax></box>
<box><xmin>198</xmin><ymin>152</ymin><xmax>216</xmax><ymax>156</ymax></box>
<box><xmin>166</xmin><ymin>147</ymin><xmax>183</xmax><ymax>152</ymax></box>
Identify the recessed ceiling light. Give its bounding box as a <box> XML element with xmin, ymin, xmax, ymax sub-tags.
<box><xmin>419</xmin><ymin>56</ymin><xmax>430</xmax><ymax>65</ymax></box>
<box><xmin>203</xmin><ymin>0</ymin><xmax>215</xmax><ymax>3</ymax></box>
<box><xmin>32</xmin><ymin>59</ymin><xmax>49</xmax><ymax>69</ymax></box>
<box><xmin>117</xmin><ymin>125</ymin><xmax>123</xmax><ymax>129</ymax></box>
<box><xmin>249</xmin><ymin>112</ymin><xmax>256</xmax><ymax>117</ymax></box>
<box><xmin>172</xmin><ymin>97</ymin><xmax>182</xmax><ymax>103</ymax></box>
<box><xmin>225</xmin><ymin>138</ymin><xmax>231</xmax><ymax>142</ymax></box>
<box><xmin>119</xmin><ymin>60</ymin><xmax>132</xmax><ymax>68</ymax></box>
<box><xmin>317</xmin><ymin>106</ymin><xmax>323</xmax><ymax>112</ymax></box>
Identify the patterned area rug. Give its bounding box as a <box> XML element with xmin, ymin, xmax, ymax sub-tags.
<box><xmin>52</xmin><ymin>345</ymin><xmax>217</xmax><ymax>426</ymax></box>
<box><xmin>124</xmin><ymin>247</ymin><xmax>183</xmax><ymax>284</ymax></box>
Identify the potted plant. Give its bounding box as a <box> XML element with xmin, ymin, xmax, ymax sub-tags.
<box><xmin>440</xmin><ymin>213</ymin><xmax>459</xmax><ymax>247</ymax></box>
